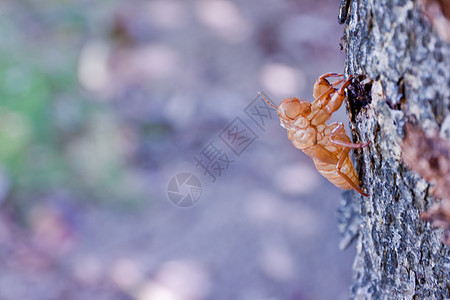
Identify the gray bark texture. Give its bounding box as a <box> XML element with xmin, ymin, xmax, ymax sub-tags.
<box><xmin>337</xmin><ymin>0</ymin><xmax>450</xmax><ymax>299</ymax></box>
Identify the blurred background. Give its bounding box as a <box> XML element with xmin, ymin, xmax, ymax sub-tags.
<box><xmin>0</xmin><ymin>0</ymin><xmax>355</xmax><ymax>299</ymax></box>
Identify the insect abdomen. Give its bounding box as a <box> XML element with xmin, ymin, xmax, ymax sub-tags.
<box><xmin>313</xmin><ymin>157</ymin><xmax>359</xmax><ymax>190</ymax></box>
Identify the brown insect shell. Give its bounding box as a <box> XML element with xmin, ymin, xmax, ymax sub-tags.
<box><xmin>278</xmin><ymin>97</ymin><xmax>316</xmax><ymax>150</ymax></box>
<box><xmin>277</xmin><ymin>97</ymin><xmax>311</xmax><ymax>121</ymax></box>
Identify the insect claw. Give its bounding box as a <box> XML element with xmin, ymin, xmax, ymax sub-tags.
<box><xmin>361</xmin><ymin>140</ymin><xmax>371</xmax><ymax>147</ymax></box>
<box><xmin>359</xmin><ymin>190</ymin><xmax>370</xmax><ymax>197</ymax></box>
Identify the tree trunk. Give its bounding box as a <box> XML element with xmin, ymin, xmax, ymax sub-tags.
<box><xmin>337</xmin><ymin>0</ymin><xmax>450</xmax><ymax>298</ymax></box>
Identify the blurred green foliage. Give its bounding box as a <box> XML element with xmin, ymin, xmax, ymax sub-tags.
<box><xmin>0</xmin><ymin>4</ymin><xmax>145</xmax><ymax>209</ymax></box>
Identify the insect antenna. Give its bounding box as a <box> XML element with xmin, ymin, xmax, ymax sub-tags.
<box><xmin>257</xmin><ymin>91</ymin><xmax>278</xmax><ymax>109</ymax></box>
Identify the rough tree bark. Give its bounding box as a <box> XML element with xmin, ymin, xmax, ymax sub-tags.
<box><xmin>337</xmin><ymin>0</ymin><xmax>450</xmax><ymax>299</ymax></box>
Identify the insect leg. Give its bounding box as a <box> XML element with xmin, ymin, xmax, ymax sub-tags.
<box><xmin>335</xmin><ymin>148</ymin><xmax>369</xmax><ymax>196</ymax></box>
<box><xmin>314</xmin><ymin>73</ymin><xmax>344</xmax><ymax>100</ymax></box>
<box><xmin>314</xmin><ymin>78</ymin><xmax>345</xmax><ymax>104</ymax></box>
<box><xmin>327</xmin><ymin>75</ymin><xmax>353</xmax><ymax>110</ymax></box>
<box><xmin>316</xmin><ymin>73</ymin><xmax>344</xmax><ymax>84</ymax></box>
<box><xmin>330</xmin><ymin>124</ymin><xmax>370</xmax><ymax>148</ymax></box>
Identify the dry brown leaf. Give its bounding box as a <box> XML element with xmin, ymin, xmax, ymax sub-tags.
<box><xmin>402</xmin><ymin>123</ymin><xmax>450</xmax><ymax>245</ymax></box>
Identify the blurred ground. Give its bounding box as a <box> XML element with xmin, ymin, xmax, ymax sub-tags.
<box><xmin>0</xmin><ymin>1</ymin><xmax>356</xmax><ymax>299</ymax></box>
